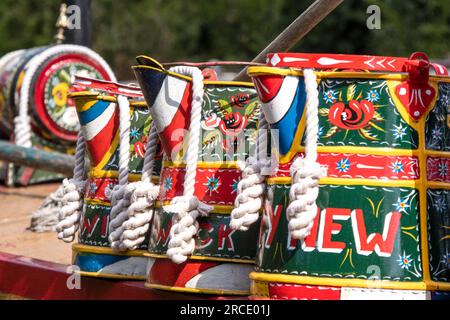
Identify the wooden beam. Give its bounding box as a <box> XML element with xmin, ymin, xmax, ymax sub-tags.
<box><xmin>233</xmin><ymin>0</ymin><xmax>343</xmax><ymax>81</ymax></box>
<box><xmin>0</xmin><ymin>140</ymin><xmax>75</xmax><ymax>176</ymax></box>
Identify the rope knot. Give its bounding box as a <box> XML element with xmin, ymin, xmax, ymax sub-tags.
<box><xmin>286</xmin><ymin>68</ymin><xmax>328</xmax><ymax>241</ymax></box>
<box><xmin>166</xmin><ymin>196</ymin><xmax>212</xmax><ymax>264</ymax></box>
<box><xmin>56</xmin><ymin>178</ymin><xmax>86</xmax><ymax>242</ymax></box>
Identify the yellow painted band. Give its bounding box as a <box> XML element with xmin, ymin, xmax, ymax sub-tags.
<box><xmin>72</xmin><ymin>243</ymin><xmax>149</xmax><ymax>257</ymax></box>
<box><xmin>145</xmin><ymin>282</ymin><xmax>250</xmax><ymax>296</ymax></box>
<box><xmin>70</xmin><ymin>91</ymin><xmax>147</xmax><ymax>107</ymax></box>
<box><xmin>247</xmin><ymin>66</ymin><xmax>450</xmax><ymax>83</ymax></box>
<box><xmin>155</xmin><ymin>201</ymin><xmax>234</xmax><ymax>214</ymax></box>
<box><xmin>132</xmin><ymin>65</ymin><xmax>254</xmax><ymax>87</ymax></box>
<box><xmin>145</xmin><ymin>252</ymin><xmax>255</xmax><ymax>264</ymax></box>
<box><xmin>88</xmin><ymin>170</ymin><xmax>160</xmax><ymax>184</ymax></box>
<box><xmin>428</xmin><ymin>182</ymin><xmax>450</xmax><ymax>190</ymax></box>
<box><xmin>315</xmin><ymin>146</ymin><xmax>419</xmax><ymax>157</ymax></box>
<box><xmin>267</xmin><ymin>177</ymin><xmax>419</xmax><ymax>188</ymax></box>
<box><xmin>249</xmin><ymin>272</ymin><xmax>450</xmax><ymax>291</ymax></box>
<box><xmin>76</xmin><ymin>270</ymin><xmax>146</xmax><ymax>280</ymax></box>
<box><xmin>85</xmin><ymin>198</ymin><xmax>111</xmax><ymax>207</ymax></box>
<box><xmin>163</xmin><ymin>161</ymin><xmax>240</xmax><ymax>169</ymax></box>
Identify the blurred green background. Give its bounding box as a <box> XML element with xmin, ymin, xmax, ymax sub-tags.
<box><xmin>0</xmin><ymin>0</ymin><xmax>449</xmax><ymax>79</ymax></box>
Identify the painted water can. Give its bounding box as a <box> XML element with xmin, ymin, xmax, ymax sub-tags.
<box><xmin>133</xmin><ymin>57</ymin><xmax>262</xmax><ymax>295</ymax></box>
<box><xmin>69</xmin><ymin>78</ymin><xmax>162</xmax><ymax>279</ymax></box>
<box><xmin>0</xmin><ymin>44</ymin><xmax>115</xmax><ymax>186</ymax></box>
<box><xmin>246</xmin><ymin>53</ymin><xmax>450</xmax><ymax>300</ymax></box>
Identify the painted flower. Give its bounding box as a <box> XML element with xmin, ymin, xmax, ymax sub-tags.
<box><xmin>397</xmin><ymin>251</ymin><xmax>413</xmax><ymax>270</ymax></box>
<box><xmin>336</xmin><ymin>158</ymin><xmax>351</xmax><ymax>173</ymax></box>
<box><xmin>438</xmin><ymin>162</ymin><xmax>448</xmax><ymax>178</ymax></box>
<box><xmin>204</xmin><ymin>175</ymin><xmax>221</xmax><ymax>195</ymax></box>
<box><xmin>323</xmin><ymin>90</ymin><xmax>337</xmax><ymax>104</ymax></box>
<box><xmin>164</xmin><ymin>176</ymin><xmax>173</xmax><ymax>192</ymax></box>
<box><xmin>434</xmin><ymin>196</ymin><xmax>448</xmax><ymax>213</ymax></box>
<box><xmin>393</xmin><ymin>197</ymin><xmax>410</xmax><ymax>214</ymax></box>
<box><xmin>317</xmin><ymin>126</ymin><xmax>324</xmax><ymax>138</ymax></box>
<box><xmin>104</xmin><ymin>182</ymin><xmax>115</xmax><ymax>200</ymax></box>
<box><xmin>52</xmin><ymin>82</ymin><xmax>69</xmax><ymax>107</ymax></box>
<box><xmin>391</xmin><ymin>160</ymin><xmax>405</xmax><ymax>174</ymax></box>
<box><xmin>88</xmin><ymin>182</ymin><xmax>97</xmax><ymax>196</ymax></box>
<box><xmin>391</xmin><ymin>124</ymin><xmax>407</xmax><ymax>140</ymax></box>
<box><xmin>431</xmin><ymin>126</ymin><xmax>444</xmax><ymax>142</ymax></box>
<box><xmin>130</xmin><ymin>127</ymin><xmax>140</xmax><ymax>140</ymax></box>
<box><xmin>231</xmin><ymin>179</ymin><xmax>239</xmax><ymax>194</ymax></box>
<box><xmin>365</xmin><ymin>90</ymin><xmax>380</xmax><ymax>102</ymax></box>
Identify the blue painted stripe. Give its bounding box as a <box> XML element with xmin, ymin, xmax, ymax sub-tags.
<box><xmin>74</xmin><ymin>252</ymin><xmax>129</xmax><ymax>273</ymax></box>
<box><xmin>78</xmin><ymin>100</ymin><xmax>111</xmax><ymax>125</ymax></box>
<box><xmin>270</xmin><ymin>78</ymin><xmax>306</xmax><ymax>155</ymax></box>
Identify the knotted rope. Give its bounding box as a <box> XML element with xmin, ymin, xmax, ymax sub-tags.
<box><xmin>286</xmin><ymin>69</ymin><xmax>327</xmax><ymax>240</ymax></box>
<box><xmin>165</xmin><ymin>66</ymin><xmax>212</xmax><ymax>264</ymax></box>
<box><xmin>108</xmin><ymin>95</ymin><xmax>135</xmax><ymax>251</ymax></box>
<box><xmin>114</xmin><ymin>125</ymin><xmax>161</xmax><ymax>251</ymax></box>
<box><xmin>230</xmin><ymin>112</ymin><xmax>270</xmax><ymax>231</ymax></box>
<box><xmin>56</xmin><ymin>132</ymin><xmax>86</xmax><ymax>242</ymax></box>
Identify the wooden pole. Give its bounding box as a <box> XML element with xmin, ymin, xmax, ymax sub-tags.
<box><xmin>64</xmin><ymin>0</ymin><xmax>92</xmax><ymax>47</ymax></box>
<box><xmin>0</xmin><ymin>141</ymin><xmax>75</xmax><ymax>176</ymax></box>
<box><xmin>233</xmin><ymin>0</ymin><xmax>343</xmax><ymax>81</ymax></box>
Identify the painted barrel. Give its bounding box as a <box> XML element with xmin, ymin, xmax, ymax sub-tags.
<box><xmin>70</xmin><ymin>90</ymin><xmax>162</xmax><ymax>279</ymax></box>
<box><xmin>0</xmin><ymin>44</ymin><xmax>115</xmax><ymax>186</ymax></box>
<box><xmin>133</xmin><ymin>57</ymin><xmax>262</xmax><ymax>295</ymax></box>
<box><xmin>247</xmin><ymin>53</ymin><xmax>450</xmax><ymax>300</ymax></box>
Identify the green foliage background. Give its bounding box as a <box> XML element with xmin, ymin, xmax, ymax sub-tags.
<box><xmin>0</xmin><ymin>0</ymin><xmax>449</xmax><ymax>79</ymax></box>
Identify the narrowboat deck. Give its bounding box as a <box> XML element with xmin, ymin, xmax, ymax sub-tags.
<box><xmin>0</xmin><ymin>183</ymin><xmax>234</xmax><ymax>300</ymax></box>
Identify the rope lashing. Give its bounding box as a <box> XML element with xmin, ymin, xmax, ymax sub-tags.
<box><xmin>286</xmin><ymin>68</ymin><xmax>327</xmax><ymax>240</ymax></box>
<box><xmin>56</xmin><ymin>132</ymin><xmax>86</xmax><ymax>242</ymax></box>
<box><xmin>165</xmin><ymin>66</ymin><xmax>212</xmax><ymax>264</ymax></box>
<box><xmin>230</xmin><ymin>112</ymin><xmax>270</xmax><ymax>231</ymax></box>
<box><xmin>108</xmin><ymin>95</ymin><xmax>135</xmax><ymax>251</ymax></box>
<box><xmin>116</xmin><ymin>125</ymin><xmax>161</xmax><ymax>251</ymax></box>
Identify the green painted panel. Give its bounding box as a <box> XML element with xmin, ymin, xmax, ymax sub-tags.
<box><xmin>148</xmin><ymin>207</ymin><xmax>259</xmax><ymax>261</ymax></box>
<box><xmin>258</xmin><ymin>184</ymin><xmax>422</xmax><ymax>282</ymax></box>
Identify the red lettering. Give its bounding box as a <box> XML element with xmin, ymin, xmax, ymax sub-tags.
<box><xmin>317</xmin><ymin>208</ymin><xmax>351</xmax><ymax>253</ymax></box>
<box><xmin>198</xmin><ymin>221</ymin><xmax>214</xmax><ymax>249</ymax></box>
<box><xmin>100</xmin><ymin>215</ymin><xmax>109</xmax><ymax>238</ymax></box>
<box><xmin>287</xmin><ymin>207</ymin><xmax>321</xmax><ymax>250</ymax></box>
<box><xmin>351</xmin><ymin>210</ymin><xmax>401</xmax><ymax>257</ymax></box>
<box><xmin>218</xmin><ymin>224</ymin><xmax>235</xmax><ymax>251</ymax></box>
<box><xmin>265</xmin><ymin>204</ymin><xmax>283</xmax><ymax>248</ymax></box>
<box><xmin>82</xmin><ymin>215</ymin><xmax>100</xmax><ymax>237</ymax></box>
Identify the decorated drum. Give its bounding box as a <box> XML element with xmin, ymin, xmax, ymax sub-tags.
<box><xmin>0</xmin><ymin>44</ymin><xmax>115</xmax><ymax>186</ymax></box>
<box><xmin>70</xmin><ymin>88</ymin><xmax>162</xmax><ymax>279</ymax></box>
<box><xmin>247</xmin><ymin>53</ymin><xmax>450</xmax><ymax>300</ymax></box>
<box><xmin>133</xmin><ymin>57</ymin><xmax>262</xmax><ymax>295</ymax></box>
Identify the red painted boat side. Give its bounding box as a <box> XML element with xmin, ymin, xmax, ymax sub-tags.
<box><xmin>0</xmin><ymin>252</ymin><xmax>244</xmax><ymax>300</ymax></box>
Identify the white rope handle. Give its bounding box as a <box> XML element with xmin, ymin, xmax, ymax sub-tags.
<box><xmin>230</xmin><ymin>111</ymin><xmax>269</xmax><ymax>231</ymax></box>
<box><xmin>56</xmin><ymin>132</ymin><xmax>86</xmax><ymax>242</ymax></box>
<box><xmin>165</xmin><ymin>66</ymin><xmax>212</xmax><ymax>264</ymax></box>
<box><xmin>109</xmin><ymin>95</ymin><xmax>135</xmax><ymax>251</ymax></box>
<box><xmin>116</xmin><ymin>124</ymin><xmax>161</xmax><ymax>251</ymax></box>
<box><xmin>286</xmin><ymin>69</ymin><xmax>327</xmax><ymax>240</ymax></box>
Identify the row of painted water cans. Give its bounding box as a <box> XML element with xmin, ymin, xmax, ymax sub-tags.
<box><xmin>57</xmin><ymin>52</ymin><xmax>450</xmax><ymax>300</ymax></box>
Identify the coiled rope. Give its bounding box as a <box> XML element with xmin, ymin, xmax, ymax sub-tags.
<box><xmin>229</xmin><ymin>112</ymin><xmax>270</xmax><ymax>231</ymax></box>
<box><xmin>165</xmin><ymin>66</ymin><xmax>212</xmax><ymax>264</ymax></box>
<box><xmin>56</xmin><ymin>132</ymin><xmax>86</xmax><ymax>242</ymax></box>
<box><xmin>286</xmin><ymin>69</ymin><xmax>327</xmax><ymax>240</ymax></box>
